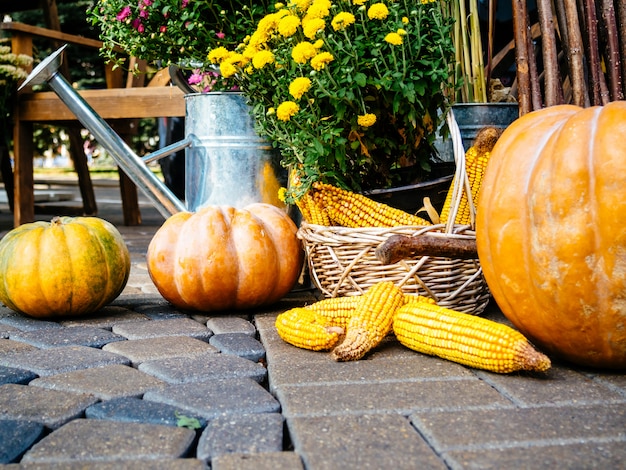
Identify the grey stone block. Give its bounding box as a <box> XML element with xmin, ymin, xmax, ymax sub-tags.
<box><xmin>9</xmin><ymin>326</ymin><xmax>126</xmax><ymax>349</ymax></box>
<box><xmin>476</xmin><ymin>365</ymin><xmax>626</xmax><ymax>406</ymax></box>
<box><xmin>21</xmin><ymin>419</ymin><xmax>196</xmax><ymax>463</ymax></box>
<box><xmin>0</xmin><ymin>419</ymin><xmax>45</xmax><ymax>463</ymax></box>
<box><xmin>0</xmin><ymin>322</ymin><xmax>19</xmax><ymax>339</ymax></box>
<box><xmin>143</xmin><ymin>378</ymin><xmax>280</xmax><ymax>420</ymax></box>
<box><xmin>211</xmin><ymin>452</ymin><xmax>304</xmax><ymax>470</ymax></box>
<box><xmin>0</xmin><ymin>384</ymin><xmax>98</xmax><ymax>430</ymax></box>
<box><xmin>102</xmin><ymin>336</ymin><xmax>218</xmax><ymax>366</ymax></box>
<box><xmin>3</xmin><ymin>460</ymin><xmax>208</xmax><ymax>469</ymax></box>
<box><xmin>209</xmin><ymin>333</ymin><xmax>265</xmax><ymax>362</ymax></box>
<box><xmin>0</xmin><ymin>339</ymin><xmax>37</xmax><ymax>355</ymax></box>
<box><xmin>60</xmin><ymin>307</ymin><xmax>150</xmax><ymax>329</ymax></box>
<box><xmin>288</xmin><ymin>414</ymin><xmax>447</xmax><ymax>470</ymax></box>
<box><xmin>410</xmin><ymin>403</ymin><xmax>626</xmax><ymax>452</ymax></box>
<box><xmin>138</xmin><ymin>352</ymin><xmax>266</xmax><ymax>384</ymax></box>
<box><xmin>196</xmin><ymin>413</ymin><xmax>284</xmax><ymax>462</ymax></box>
<box><xmin>0</xmin><ymin>345</ymin><xmax>129</xmax><ymax>377</ymax></box>
<box><xmin>112</xmin><ymin>318</ymin><xmax>212</xmax><ymax>341</ymax></box>
<box><xmin>444</xmin><ymin>440</ymin><xmax>626</xmax><ymax>470</ymax></box>
<box><xmin>276</xmin><ymin>378</ymin><xmax>510</xmax><ymax>418</ymax></box>
<box><xmin>29</xmin><ymin>364</ymin><xmax>166</xmax><ymax>400</ymax></box>
<box><xmin>85</xmin><ymin>396</ymin><xmax>207</xmax><ymax>429</ymax></box>
<box><xmin>133</xmin><ymin>304</ymin><xmax>190</xmax><ymax>319</ymax></box>
<box><xmin>207</xmin><ymin>317</ymin><xmax>256</xmax><ymax>336</ymax></box>
<box><xmin>0</xmin><ymin>365</ymin><xmax>37</xmax><ymax>385</ymax></box>
<box><xmin>0</xmin><ymin>314</ymin><xmax>62</xmax><ymax>332</ymax></box>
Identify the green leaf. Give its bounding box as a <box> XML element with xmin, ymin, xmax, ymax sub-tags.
<box><xmin>175</xmin><ymin>412</ymin><xmax>202</xmax><ymax>430</ymax></box>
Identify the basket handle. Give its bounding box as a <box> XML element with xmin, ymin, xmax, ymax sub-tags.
<box><xmin>443</xmin><ymin>109</ymin><xmax>476</xmax><ymax>234</ymax></box>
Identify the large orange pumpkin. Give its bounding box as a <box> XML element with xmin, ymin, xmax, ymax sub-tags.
<box><xmin>476</xmin><ymin>102</ymin><xmax>626</xmax><ymax>369</ymax></box>
<box><xmin>0</xmin><ymin>216</ymin><xmax>130</xmax><ymax>318</ymax></box>
<box><xmin>146</xmin><ymin>203</ymin><xmax>304</xmax><ymax>311</ymax></box>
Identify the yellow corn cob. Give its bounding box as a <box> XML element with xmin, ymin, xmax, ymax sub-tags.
<box><xmin>331</xmin><ymin>281</ymin><xmax>406</xmax><ymax>361</ymax></box>
<box><xmin>440</xmin><ymin>127</ymin><xmax>500</xmax><ymax>225</ymax></box>
<box><xmin>393</xmin><ymin>303</ymin><xmax>551</xmax><ymax>373</ymax></box>
<box><xmin>310</xmin><ymin>182</ymin><xmax>431</xmax><ymax>228</ymax></box>
<box><xmin>296</xmin><ymin>191</ymin><xmax>332</xmax><ymax>225</ymax></box>
<box><xmin>276</xmin><ymin>308</ymin><xmax>344</xmax><ymax>351</ymax></box>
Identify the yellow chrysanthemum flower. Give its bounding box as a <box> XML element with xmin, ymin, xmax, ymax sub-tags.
<box><xmin>289</xmin><ymin>77</ymin><xmax>312</xmax><ymax>99</ymax></box>
<box><xmin>367</xmin><ymin>3</ymin><xmax>389</xmax><ymax>20</ymax></box>
<box><xmin>292</xmin><ymin>41</ymin><xmax>318</xmax><ymax>64</ymax></box>
<box><xmin>313</xmin><ymin>39</ymin><xmax>324</xmax><ymax>49</ymax></box>
<box><xmin>302</xmin><ymin>17</ymin><xmax>326</xmax><ymax>39</ymax></box>
<box><xmin>397</xmin><ymin>28</ymin><xmax>407</xmax><ymax>36</ymax></box>
<box><xmin>220</xmin><ymin>61</ymin><xmax>237</xmax><ymax>78</ymax></box>
<box><xmin>291</xmin><ymin>0</ymin><xmax>312</xmax><ymax>12</ymax></box>
<box><xmin>402</xmin><ymin>16</ymin><xmax>409</xmax><ymax>24</ymax></box>
<box><xmin>421</xmin><ymin>0</ymin><xmax>436</xmax><ymax>3</ymax></box>
<box><xmin>310</xmin><ymin>51</ymin><xmax>334</xmax><ymax>71</ymax></box>
<box><xmin>278</xmin><ymin>187</ymin><xmax>287</xmax><ymax>202</ymax></box>
<box><xmin>207</xmin><ymin>46</ymin><xmax>230</xmax><ymax>64</ymax></box>
<box><xmin>278</xmin><ymin>15</ymin><xmax>301</xmax><ymax>37</ymax></box>
<box><xmin>357</xmin><ymin>113</ymin><xmax>377</xmax><ymax>127</ymax></box>
<box><xmin>331</xmin><ymin>12</ymin><xmax>356</xmax><ymax>31</ymax></box>
<box><xmin>252</xmin><ymin>50</ymin><xmax>275</xmax><ymax>69</ymax></box>
<box><xmin>277</xmin><ymin>101</ymin><xmax>300</xmax><ymax>121</ymax></box>
<box><xmin>306</xmin><ymin>0</ymin><xmax>331</xmax><ymax>19</ymax></box>
<box><xmin>352</xmin><ymin>0</ymin><xmax>366</xmax><ymax>5</ymax></box>
<box><xmin>384</xmin><ymin>32</ymin><xmax>403</xmax><ymax>45</ymax></box>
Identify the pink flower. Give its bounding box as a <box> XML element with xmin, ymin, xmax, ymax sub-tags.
<box><xmin>159</xmin><ymin>25</ymin><xmax>167</xmax><ymax>33</ymax></box>
<box><xmin>188</xmin><ymin>71</ymin><xmax>203</xmax><ymax>85</ymax></box>
<box><xmin>142</xmin><ymin>0</ymin><xmax>152</xmax><ymax>5</ymax></box>
<box><xmin>139</xmin><ymin>9</ymin><xmax>149</xmax><ymax>18</ymax></box>
<box><xmin>116</xmin><ymin>6</ymin><xmax>131</xmax><ymax>21</ymax></box>
<box><xmin>216</xmin><ymin>31</ymin><xmax>225</xmax><ymax>39</ymax></box>
<box><xmin>132</xmin><ymin>18</ymin><xmax>144</xmax><ymax>32</ymax></box>
<box><xmin>182</xmin><ymin>0</ymin><xmax>189</xmax><ymax>7</ymax></box>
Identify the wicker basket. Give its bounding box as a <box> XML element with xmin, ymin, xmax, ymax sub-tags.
<box><xmin>297</xmin><ymin>111</ymin><xmax>490</xmax><ymax>315</ymax></box>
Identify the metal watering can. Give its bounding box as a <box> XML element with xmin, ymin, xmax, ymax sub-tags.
<box><xmin>20</xmin><ymin>46</ymin><xmax>285</xmax><ymax>219</ymax></box>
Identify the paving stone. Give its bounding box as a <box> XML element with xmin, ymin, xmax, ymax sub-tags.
<box><xmin>585</xmin><ymin>370</ymin><xmax>626</xmax><ymax>396</ymax></box>
<box><xmin>0</xmin><ymin>365</ymin><xmax>38</xmax><ymax>385</ymax></box>
<box><xmin>211</xmin><ymin>452</ymin><xmax>304</xmax><ymax>470</ymax></box>
<box><xmin>8</xmin><ymin>326</ymin><xmax>126</xmax><ymax>349</ymax></box>
<box><xmin>409</xmin><ymin>403</ymin><xmax>626</xmax><ymax>452</ymax></box>
<box><xmin>476</xmin><ymin>365</ymin><xmax>626</xmax><ymax>406</ymax></box>
<box><xmin>0</xmin><ymin>345</ymin><xmax>130</xmax><ymax>377</ymax></box>
<box><xmin>0</xmin><ymin>339</ymin><xmax>37</xmax><ymax>355</ymax></box>
<box><xmin>102</xmin><ymin>336</ymin><xmax>218</xmax><ymax>366</ymax></box>
<box><xmin>29</xmin><ymin>364</ymin><xmax>166</xmax><ymax>400</ymax></box>
<box><xmin>0</xmin><ymin>314</ymin><xmax>62</xmax><ymax>332</ymax></box>
<box><xmin>0</xmin><ymin>323</ymin><xmax>20</xmax><ymax>339</ymax></box>
<box><xmin>85</xmin><ymin>396</ymin><xmax>208</xmax><ymax>429</ymax></box>
<box><xmin>132</xmin><ymin>304</ymin><xmax>190</xmax><ymax>320</ymax></box>
<box><xmin>143</xmin><ymin>378</ymin><xmax>281</xmax><ymax>420</ymax></box>
<box><xmin>207</xmin><ymin>317</ymin><xmax>256</xmax><ymax>336</ymax></box>
<box><xmin>0</xmin><ymin>419</ymin><xmax>45</xmax><ymax>464</ymax></box>
<box><xmin>288</xmin><ymin>414</ymin><xmax>446</xmax><ymax>470</ymax></box>
<box><xmin>444</xmin><ymin>440</ymin><xmax>626</xmax><ymax>470</ymax></box>
<box><xmin>0</xmin><ymin>384</ymin><xmax>98</xmax><ymax>430</ymax></box>
<box><xmin>276</xmin><ymin>378</ymin><xmax>511</xmax><ymax>418</ymax></box>
<box><xmin>59</xmin><ymin>306</ymin><xmax>150</xmax><ymax>329</ymax></box>
<box><xmin>21</xmin><ymin>419</ymin><xmax>196</xmax><ymax>463</ymax></box>
<box><xmin>267</xmin><ymin>353</ymin><xmax>473</xmax><ymax>393</ymax></box>
<box><xmin>112</xmin><ymin>318</ymin><xmax>213</xmax><ymax>341</ymax></box>
<box><xmin>138</xmin><ymin>352</ymin><xmax>266</xmax><ymax>384</ymax></box>
<box><xmin>1</xmin><ymin>460</ymin><xmax>208</xmax><ymax>469</ymax></box>
<box><xmin>209</xmin><ymin>333</ymin><xmax>265</xmax><ymax>361</ymax></box>
<box><xmin>196</xmin><ymin>413</ymin><xmax>284</xmax><ymax>462</ymax></box>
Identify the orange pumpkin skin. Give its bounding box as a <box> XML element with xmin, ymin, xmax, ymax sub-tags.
<box><xmin>476</xmin><ymin>102</ymin><xmax>626</xmax><ymax>369</ymax></box>
<box><xmin>146</xmin><ymin>203</ymin><xmax>304</xmax><ymax>311</ymax></box>
<box><xmin>0</xmin><ymin>216</ymin><xmax>130</xmax><ymax>318</ymax></box>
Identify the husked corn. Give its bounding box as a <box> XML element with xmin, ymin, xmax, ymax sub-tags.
<box><xmin>276</xmin><ymin>308</ymin><xmax>344</xmax><ymax>351</ymax></box>
<box><xmin>331</xmin><ymin>281</ymin><xmax>405</xmax><ymax>361</ymax></box>
<box><xmin>393</xmin><ymin>302</ymin><xmax>551</xmax><ymax>373</ymax></box>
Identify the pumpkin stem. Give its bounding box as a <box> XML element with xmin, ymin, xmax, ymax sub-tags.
<box><xmin>51</xmin><ymin>216</ymin><xmax>63</xmax><ymax>226</ymax></box>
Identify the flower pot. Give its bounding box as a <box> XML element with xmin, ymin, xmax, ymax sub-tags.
<box><xmin>452</xmin><ymin>103</ymin><xmax>520</xmax><ymax>150</ymax></box>
<box><xmin>184</xmin><ymin>92</ymin><xmax>287</xmax><ymax>211</ymax></box>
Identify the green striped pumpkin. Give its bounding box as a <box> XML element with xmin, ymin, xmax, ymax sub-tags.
<box><xmin>0</xmin><ymin>216</ymin><xmax>130</xmax><ymax>318</ymax></box>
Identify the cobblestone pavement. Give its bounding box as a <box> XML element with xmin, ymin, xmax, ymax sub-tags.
<box><xmin>0</xmin><ymin>179</ymin><xmax>625</xmax><ymax>469</ymax></box>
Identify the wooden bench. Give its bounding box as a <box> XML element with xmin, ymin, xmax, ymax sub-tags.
<box><xmin>1</xmin><ymin>20</ymin><xmax>185</xmax><ymax>226</ymax></box>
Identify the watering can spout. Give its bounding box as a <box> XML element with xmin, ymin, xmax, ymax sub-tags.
<box><xmin>20</xmin><ymin>46</ymin><xmax>187</xmax><ymax>219</ymax></box>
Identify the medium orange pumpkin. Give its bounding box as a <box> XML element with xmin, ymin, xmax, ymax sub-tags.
<box><xmin>146</xmin><ymin>203</ymin><xmax>304</xmax><ymax>311</ymax></box>
<box><xmin>0</xmin><ymin>216</ymin><xmax>130</xmax><ymax>318</ymax></box>
<box><xmin>476</xmin><ymin>102</ymin><xmax>626</xmax><ymax>369</ymax></box>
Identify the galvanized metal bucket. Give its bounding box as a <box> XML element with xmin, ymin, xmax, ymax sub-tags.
<box><xmin>184</xmin><ymin>93</ymin><xmax>286</xmax><ymax>211</ymax></box>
